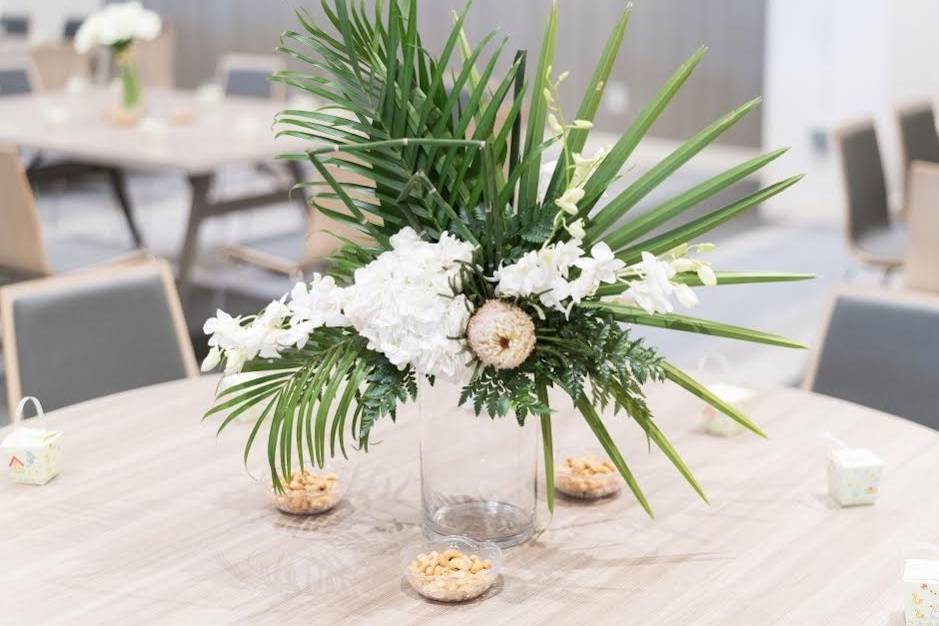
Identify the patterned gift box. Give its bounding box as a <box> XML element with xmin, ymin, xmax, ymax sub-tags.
<box><xmin>905</xmin><ymin>560</ymin><xmax>939</xmax><ymax>626</ymax></box>
<box><xmin>703</xmin><ymin>383</ymin><xmax>755</xmax><ymax>437</ymax></box>
<box><xmin>826</xmin><ymin>448</ymin><xmax>883</xmax><ymax>507</ymax></box>
<box><xmin>2</xmin><ymin>428</ymin><xmax>63</xmax><ymax>485</ymax></box>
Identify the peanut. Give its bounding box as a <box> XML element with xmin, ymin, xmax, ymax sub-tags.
<box><xmin>556</xmin><ymin>455</ymin><xmax>621</xmax><ymax>499</ymax></box>
<box><xmin>406</xmin><ymin>548</ymin><xmax>495</xmax><ymax>602</ymax></box>
<box><xmin>273</xmin><ymin>469</ymin><xmax>342</xmax><ymax>515</ymax></box>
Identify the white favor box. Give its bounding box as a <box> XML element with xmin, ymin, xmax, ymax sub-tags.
<box><xmin>703</xmin><ymin>383</ymin><xmax>755</xmax><ymax>437</ymax></box>
<box><xmin>1</xmin><ymin>428</ymin><xmax>63</xmax><ymax>485</ymax></box>
<box><xmin>826</xmin><ymin>448</ymin><xmax>883</xmax><ymax>507</ymax></box>
<box><xmin>905</xmin><ymin>560</ymin><xmax>939</xmax><ymax>625</ymax></box>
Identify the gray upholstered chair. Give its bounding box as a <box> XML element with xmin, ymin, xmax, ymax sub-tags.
<box><xmin>806</xmin><ymin>288</ymin><xmax>939</xmax><ymax>431</ymax></box>
<box><xmin>897</xmin><ymin>102</ymin><xmax>939</xmax><ymax>200</ymax></box>
<box><xmin>0</xmin><ymin>56</ymin><xmax>34</xmax><ymax>97</ymax></box>
<box><xmin>63</xmin><ymin>17</ymin><xmax>85</xmax><ymax>41</ymax></box>
<box><xmin>904</xmin><ymin>161</ymin><xmax>939</xmax><ymax>293</ymax></box>
<box><xmin>218</xmin><ymin>53</ymin><xmax>286</xmax><ymax>100</ymax></box>
<box><xmin>0</xmin><ymin>14</ymin><xmax>29</xmax><ymax>37</ymax></box>
<box><xmin>1</xmin><ymin>260</ymin><xmax>198</xmax><ymax>418</ymax></box>
<box><xmin>834</xmin><ymin>120</ymin><xmax>908</xmax><ymax>270</ymax></box>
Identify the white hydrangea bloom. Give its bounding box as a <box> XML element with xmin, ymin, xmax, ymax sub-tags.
<box><xmin>342</xmin><ymin>228</ymin><xmax>475</xmax><ymax>382</ymax></box>
<box><xmin>74</xmin><ymin>1</ymin><xmax>162</xmax><ymax>53</ymax></box>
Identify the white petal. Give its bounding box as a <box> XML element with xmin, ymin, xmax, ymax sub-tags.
<box><xmin>200</xmin><ymin>347</ymin><xmax>222</xmax><ymax>372</ymax></box>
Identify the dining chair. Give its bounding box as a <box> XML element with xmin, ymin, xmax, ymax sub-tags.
<box><xmin>30</xmin><ymin>43</ymin><xmax>90</xmax><ymax>91</ymax></box>
<box><xmin>833</xmin><ymin>119</ymin><xmax>908</xmax><ymax>272</ymax></box>
<box><xmin>897</xmin><ymin>101</ymin><xmax>939</xmax><ymax>203</ymax></box>
<box><xmin>222</xmin><ymin>169</ymin><xmax>371</xmax><ymax>279</ymax></box>
<box><xmin>63</xmin><ymin>17</ymin><xmax>85</xmax><ymax>41</ymax></box>
<box><xmin>0</xmin><ymin>14</ymin><xmax>29</xmax><ymax>37</ymax></box>
<box><xmin>135</xmin><ymin>26</ymin><xmax>176</xmax><ymax>89</ymax></box>
<box><xmin>1</xmin><ymin>259</ymin><xmax>198</xmax><ymax>418</ymax></box>
<box><xmin>904</xmin><ymin>161</ymin><xmax>939</xmax><ymax>293</ymax></box>
<box><xmin>0</xmin><ymin>144</ymin><xmax>140</xmax><ymax>277</ymax></box>
<box><xmin>0</xmin><ymin>54</ymin><xmax>36</xmax><ymax>97</ymax></box>
<box><xmin>218</xmin><ymin>53</ymin><xmax>286</xmax><ymax>100</ymax></box>
<box><xmin>805</xmin><ymin>287</ymin><xmax>939</xmax><ymax>431</ymax></box>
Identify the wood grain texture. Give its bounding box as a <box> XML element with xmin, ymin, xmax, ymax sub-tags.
<box><xmin>0</xmin><ymin>89</ymin><xmax>302</xmax><ymax>174</ymax></box>
<box><xmin>0</xmin><ymin>376</ymin><xmax>936</xmax><ymax>625</ymax></box>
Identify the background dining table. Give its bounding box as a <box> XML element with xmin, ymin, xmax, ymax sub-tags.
<box><xmin>0</xmin><ymin>89</ymin><xmax>306</xmax><ymax>299</ymax></box>
<box><xmin>1</xmin><ymin>376</ymin><xmax>937</xmax><ymax>625</ymax></box>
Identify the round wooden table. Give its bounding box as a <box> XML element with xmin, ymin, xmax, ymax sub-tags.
<box><xmin>1</xmin><ymin>376</ymin><xmax>937</xmax><ymax>625</ymax></box>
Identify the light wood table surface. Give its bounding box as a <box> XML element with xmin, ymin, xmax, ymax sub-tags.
<box><xmin>0</xmin><ymin>89</ymin><xmax>306</xmax><ymax>297</ymax></box>
<box><xmin>1</xmin><ymin>376</ymin><xmax>937</xmax><ymax>625</ymax></box>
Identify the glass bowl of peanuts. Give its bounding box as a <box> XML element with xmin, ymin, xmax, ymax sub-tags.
<box><xmin>555</xmin><ymin>452</ymin><xmax>622</xmax><ymax>499</ymax></box>
<box><xmin>400</xmin><ymin>535</ymin><xmax>502</xmax><ymax>602</ymax></box>
<box><xmin>271</xmin><ymin>464</ymin><xmax>346</xmax><ymax>515</ymax></box>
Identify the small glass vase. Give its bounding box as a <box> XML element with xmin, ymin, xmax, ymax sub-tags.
<box><xmin>111</xmin><ymin>44</ymin><xmax>144</xmax><ymax>126</ymax></box>
<box><xmin>419</xmin><ymin>378</ymin><xmax>538</xmax><ymax>548</ymax></box>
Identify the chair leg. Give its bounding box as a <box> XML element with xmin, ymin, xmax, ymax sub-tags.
<box><xmin>882</xmin><ymin>265</ymin><xmax>897</xmax><ymax>287</ymax></box>
<box><xmin>106</xmin><ymin>168</ymin><xmax>144</xmax><ymax>247</ymax></box>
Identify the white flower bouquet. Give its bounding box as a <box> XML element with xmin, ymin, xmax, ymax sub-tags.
<box><xmin>74</xmin><ymin>1</ymin><xmax>162</xmax><ymax>116</ymax></box>
<box><xmin>204</xmin><ymin>0</ymin><xmax>811</xmax><ymax>516</ymax></box>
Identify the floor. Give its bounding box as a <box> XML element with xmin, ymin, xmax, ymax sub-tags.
<box><xmin>0</xmin><ymin>161</ymin><xmax>878</xmax><ymax>426</ymax></box>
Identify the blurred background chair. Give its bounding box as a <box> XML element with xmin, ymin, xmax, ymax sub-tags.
<box><xmin>135</xmin><ymin>26</ymin><xmax>176</xmax><ymax>89</ymax></box>
<box><xmin>222</xmin><ymin>169</ymin><xmax>371</xmax><ymax>279</ymax></box>
<box><xmin>806</xmin><ymin>288</ymin><xmax>939</xmax><ymax>430</ymax></box>
<box><xmin>904</xmin><ymin>161</ymin><xmax>939</xmax><ymax>293</ymax></box>
<box><xmin>834</xmin><ymin>119</ymin><xmax>907</xmax><ymax>273</ymax></box>
<box><xmin>62</xmin><ymin>17</ymin><xmax>85</xmax><ymax>41</ymax></box>
<box><xmin>30</xmin><ymin>43</ymin><xmax>90</xmax><ymax>91</ymax></box>
<box><xmin>0</xmin><ymin>14</ymin><xmax>29</xmax><ymax>38</ymax></box>
<box><xmin>897</xmin><ymin>102</ymin><xmax>939</xmax><ymax>206</ymax></box>
<box><xmin>218</xmin><ymin>53</ymin><xmax>285</xmax><ymax>100</ymax></box>
<box><xmin>0</xmin><ymin>52</ymin><xmax>37</xmax><ymax>97</ymax></box>
<box><xmin>0</xmin><ymin>144</ymin><xmax>139</xmax><ymax>281</ymax></box>
<box><xmin>1</xmin><ymin>259</ymin><xmax>198</xmax><ymax>417</ymax></box>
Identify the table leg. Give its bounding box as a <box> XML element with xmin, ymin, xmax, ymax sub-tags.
<box><xmin>106</xmin><ymin>167</ymin><xmax>144</xmax><ymax>247</ymax></box>
<box><xmin>177</xmin><ymin>173</ymin><xmax>213</xmax><ymax>304</ymax></box>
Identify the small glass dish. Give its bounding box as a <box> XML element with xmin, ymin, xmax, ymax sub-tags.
<box><xmin>400</xmin><ymin>535</ymin><xmax>502</xmax><ymax>603</ymax></box>
<box><xmin>555</xmin><ymin>452</ymin><xmax>622</xmax><ymax>499</ymax></box>
<box><xmin>271</xmin><ymin>463</ymin><xmax>346</xmax><ymax>515</ymax></box>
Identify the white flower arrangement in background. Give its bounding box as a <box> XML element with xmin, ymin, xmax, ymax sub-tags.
<box><xmin>74</xmin><ymin>1</ymin><xmax>162</xmax><ymax>53</ymax></box>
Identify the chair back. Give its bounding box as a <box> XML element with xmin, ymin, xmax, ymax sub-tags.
<box><xmin>0</xmin><ymin>145</ymin><xmax>51</xmax><ymax>276</ymax></box>
<box><xmin>1</xmin><ymin>260</ymin><xmax>198</xmax><ymax>417</ymax></box>
<box><xmin>63</xmin><ymin>17</ymin><xmax>85</xmax><ymax>41</ymax></box>
<box><xmin>0</xmin><ymin>14</ymin><xmax>29</xmax><ymax>37</ymax></box>
<box><xmin>834</xmin><ymin>120</ymin><xmax>891</xmax><ymax>243</ymax></box>
<box><xmin>0</xmin><ymin>53</ymin><xmax>34</xmax><ymax>96</ymax></box>
<box><xmin>806</xmin><ymin>288</ymin><xmax>939</xmax><ymax>430</ymax></box>
<box><xmin>897</xmin><ymin>103</ymin><xmax>939</xmax><ymax>192</ymax></box>
<box><xmin>218</xmin><ymin>53</ymin><xmax>285</xmax><ymax>100</ymax></box>
<box><xmin>30</xmin><ymin>44</ymin><xmax>90</xmax><ymax>91</ymax></box>
<box><xmin>905</xmin><ymin>161</ymin><xmax>939</xmax><ymax>292</ymax></box>
<box><xmin>134</xmin><ymin>26</ymin><xmax>176</xmax><ymax>89</ymax></box>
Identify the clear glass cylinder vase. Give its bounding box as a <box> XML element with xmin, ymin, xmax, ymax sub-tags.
<box><xmin>419</xmin><ymin>378</ymin><xmax>538</xmax><ymax>548</ymax></box>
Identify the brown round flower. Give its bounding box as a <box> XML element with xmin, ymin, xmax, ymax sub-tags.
<box><xmin>466</xmin><ymin>300</ymin><xmax>536</xmax><ymax>370</ymax></box>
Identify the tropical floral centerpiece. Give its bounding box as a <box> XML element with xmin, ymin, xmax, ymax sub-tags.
<box><xmin>204</xmin><ymin>0</ymin><xmax>810</xmax><ymax>537</ymax></box>
<box><xmin>74</xmin><ymin>1</ymin><xmax>162</xmax><ymax>123</ymax></box>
